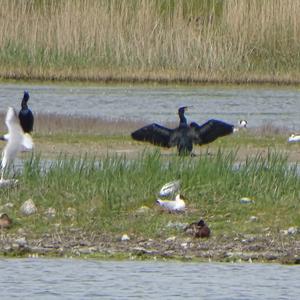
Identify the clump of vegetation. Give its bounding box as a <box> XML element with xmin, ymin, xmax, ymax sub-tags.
<box><xmin>0</xmin><ymin>0</ymin><xmax>299</xmax><ymax>83</ymax></box>
<box><xmin>1</xmin><ymin>150</ymin><xmax>299</xmax><ymax>238</ymax></box>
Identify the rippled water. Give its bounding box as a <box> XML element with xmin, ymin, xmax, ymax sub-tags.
<box><xmin>0</xmin><ymin>83</ymin><xmax>300</xmax><ymax>129</ymax></box>
<box><xmin>0</xmin><ymin>258</ymin><xmax>299</xmax><ymax>300</ymax></box>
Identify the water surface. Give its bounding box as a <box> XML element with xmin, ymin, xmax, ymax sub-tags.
<box><xmin>0</xmin><ymin>83</ymin><xmax>299</xmax><ymax>129</ymax></box>
<box><xmin>0</xmin><ymin>258</ymin><xmax>298</xmax><ymax>300</ymax></box>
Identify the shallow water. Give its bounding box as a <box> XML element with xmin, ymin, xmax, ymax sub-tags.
<box><xmin>0</xmin><ymin>83</ymin><xmax>300</xmax><ymax>129</ymax></box>
<box><xmin>0</xmin><ymin>258</ymin><xmax>298</xmax><ymax>300</ymax></box>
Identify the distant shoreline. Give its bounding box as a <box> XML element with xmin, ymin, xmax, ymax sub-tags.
<box><xmin>1</xmin><ymin>71</ymin><xmax>300</xmax><ymax>86</ymax></box>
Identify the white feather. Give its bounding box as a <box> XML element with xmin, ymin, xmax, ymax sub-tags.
<box><xmin>159</xmin><ymin>180</ymin><xmax>180</xmax><ymax>198</ymax></box>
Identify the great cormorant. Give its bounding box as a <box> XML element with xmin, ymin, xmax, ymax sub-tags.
<box><xmin>19</xmin><ymin>91</ymin><xmax>34</xmax><ymax>133</ymax></box>
<box><xmin>131</xmin><ymin>106</ymin><xmax>235</xmax><ymax>155</ymax></box>
<box><xmin>0</xmin><ymin>107</ymin><xmax>34</xmax><ymax>181</ymax></box>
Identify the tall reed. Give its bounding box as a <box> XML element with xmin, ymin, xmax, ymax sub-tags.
<box><xmin>0</xmin><ymin>0</ymin><xmax>299</xmax><ymax>83</ymax></box>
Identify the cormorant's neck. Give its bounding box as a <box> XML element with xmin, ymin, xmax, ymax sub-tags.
<box><xmin>178</xmin><ymin>111</ymin><xmax>187</xmax><ymax>127</ymax></box>
<box><xmin>21</xmin><ymin>100</ymin><xmax>28</xmax><ymax>110</ymax></box>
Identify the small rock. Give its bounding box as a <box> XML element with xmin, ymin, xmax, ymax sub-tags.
<box><xmin>4</xmin><ymin>202</ymin><xmax>14</xmax><ymax>209</ymax></box>
<box><xmin>166</xmin><ymin>221</ymin><xmax>188</xmax><ymax>230</ymax></box>
<box><xmin>280</xmin><ymin>227</ymin><xmax>298</xmax><ymax>235</ymax></box>
<box><xmin>44</xmin><ymin>207</ymin><xmax>56</xmax><ymax>219</ymax></box>
<box><xmin>288</xmin><ymin>227</ymin><xmax>298</xmax><ymax>235</ymax></box>
<box><xmin>136</xmin><ymin>206</ymin><xmax>150</xmax><ymax>215</ymax></box>
<box><xmin>0</xmin><ymin>179</ymin><xmax>18</xmax><ymax>188</ymax></box>
<box><xmin>15</xmin><ymin>237</ymin><xmax>27</xmax><ymax>247</ymax></box>
<box><xmin>20</xmin><ymin>199</ymin><xmax>37</xmax><ymax>216</ymax></box>
<box><xmin>65</xmin><ymin>207</ymin><xmax>77</xmax><ymax>218</ymax></box>
<box><xmin>17</xmin><ymin>228</ymin><xmax>26</xmax><ymax>235</ymax></box>
<box><xmin>181</xmin><ymin>242</ymin><xmax>188</xmax><ymax>249</ymax></box>
<box><xmin>121</xmin><ymin>234</ymin><xmax>130</xmax><ymax>241</ymax></box>
<box><xmin>165</xmin><ymin>236</ymin><xmax>176</xmax><ymax>243</ymax></box>
<box><xmin>240</xmin><ymin>197</ymin><xmax>255</xmax><ymax>204</ymax></box>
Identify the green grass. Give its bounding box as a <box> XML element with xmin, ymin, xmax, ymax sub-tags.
<box><xmin>1</xmin><ymin>149</ymin><xmax>299</xmax><ymax>239</ymax></box>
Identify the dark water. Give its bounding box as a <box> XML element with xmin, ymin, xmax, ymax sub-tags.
<box><xmin>0</xmin><ymin>258</ymin><xmax>298</xmax><ymax>300</ymax></box>
<box><xmin>0</xmin><ymin>83</ymin><xmax>300</xmax><ymax>129</ymax></box>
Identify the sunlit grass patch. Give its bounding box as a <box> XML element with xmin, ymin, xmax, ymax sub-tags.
<box><xmin>0</xmin><ymin>149</ymin><xmax>299</xmax><ymax>239</ymax></box>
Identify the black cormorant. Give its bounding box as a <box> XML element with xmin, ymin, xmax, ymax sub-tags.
<box><xmin>18</xmin><ymin>91</ymin><xmax>34</xmax><ymax>133</ymax></box>
<box><xmin>131</xmin><ymin>106</ymin><xmax>235</xmax><ymax>155</ymax></box>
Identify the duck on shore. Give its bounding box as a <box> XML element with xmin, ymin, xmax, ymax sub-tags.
<box><xmin>0</xmin><ymin>213</ymin><xmax>12</xmax><ymax>229</ymax></box>
<box><xmin>184</xmin><ymin>219</ymin><xmax>211</xmax><ymax>238</ymax></box>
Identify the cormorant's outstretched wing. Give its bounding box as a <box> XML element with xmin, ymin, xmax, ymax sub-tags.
<box><xmin>131</xmin><ymin>123</ymin><xmax>174</xmax><ymax>148</ymax></box>
<box><xmin>189</xmin><ymin>119</ymin><xmax>234</xmax><ymax>145</ymax></box>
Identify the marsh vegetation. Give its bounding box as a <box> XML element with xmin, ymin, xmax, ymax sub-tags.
<box><xmin>0</xmin><ymin>0</ymin><xmax>300</xmax><ymax>83</ymax></box>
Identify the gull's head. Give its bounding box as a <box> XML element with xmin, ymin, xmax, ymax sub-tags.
<box><xmin>238</xmin><ymin>120</ymin><xmax>248</xmax><ymax>128</ymax></box>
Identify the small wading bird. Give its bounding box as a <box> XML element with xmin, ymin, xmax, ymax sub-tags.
<box><xmin>19</xmin><ymin>91</ymin><xmax>34</xmax><ymax>133</ymax></box>
<box><xmin>131</xmin><ymin>106</ymin><xmax>235</xmax><ymax>155</ymax></box>
<box><xmin>156</xmin><ymin>194</ymin><xmax>186</xmax><ymax>212</ymax></box>
<box><xmin>184</xmin><ymin>219</ymin><xmax>211</xmax><ymax>238</ymax></box>
<box><xmin>0</xmin><ymin>107</ymin><xmax>34</xmax><ymax>183</ymax></box>
<box><xmin>288</xmin><ymin>133</ymin><xmax>300</xmax><ymax>143</ymax></box>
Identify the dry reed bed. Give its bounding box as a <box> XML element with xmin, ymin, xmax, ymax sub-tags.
<box><xmin>0</xmin><ymin>0</ymin><xmax>299</xmax><ymax>83</ymax></box>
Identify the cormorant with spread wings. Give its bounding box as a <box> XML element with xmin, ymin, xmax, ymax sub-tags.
<box><xmin>131</xmin><ymin>106</ymin><xmax>234</xmax><ymax>155</ymax></box>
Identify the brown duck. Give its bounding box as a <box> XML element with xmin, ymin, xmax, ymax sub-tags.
<box><xmin>184</xmin><ymin>219</ymin><xmax>210</xmax><ymax>238</ymax></box>
<box><xmin>0</xmin><ymin>213</ymin><xmax>12</xmax><ymax>229</ymax></box>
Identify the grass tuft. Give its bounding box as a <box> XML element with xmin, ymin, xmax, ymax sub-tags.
<box><xmin>1</xmin><ymin>150</ymin><xmax>299</xmax><ymax>238</ymax></box>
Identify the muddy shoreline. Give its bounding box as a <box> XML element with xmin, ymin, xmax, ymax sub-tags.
<box><xmin>1</xmin><ymin>229</ymin><xmax>300</xmax><ymax>264</ymax></box>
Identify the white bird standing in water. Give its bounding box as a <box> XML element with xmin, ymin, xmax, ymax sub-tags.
<box><xmin>288</xmin><ymin>133</ymin><xmax>300</xmax><ymax>143</ymax></box>
<box><xmin>0</xmin><ymin>107</ymin><xmax>34</xmax><ymax>183</ymax></box>
<box><xmin>156</xmin><ymin>194</ymin><xmax>186</xmax><ymax>212</ymax></box>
